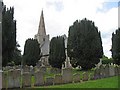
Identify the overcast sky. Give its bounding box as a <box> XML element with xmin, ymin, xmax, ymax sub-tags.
<box><xmin>3</xmin><ymin>0</ymin><xmax>119</xmax><ymax>57</ymax></box>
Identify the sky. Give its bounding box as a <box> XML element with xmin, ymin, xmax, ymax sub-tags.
<box><xmin>3</xmin><ymin>0</ymin><xmax>119</xmax><ymax>58</ymax></box>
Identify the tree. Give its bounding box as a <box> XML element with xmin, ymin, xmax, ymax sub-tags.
<box><xmin>2</xmin><ymin>5</ymin><xmax>20</xmax><ymax>66</ymax></box>
<box><xmin>49</xmin><ymin>36</ymin><xmax>66</xmax><ymax>69</ymax></box>
<box><xmin>23</xmin><ymin>38</ymin><xmax>41</xmax><ymax>66</ymax></box>
<box><xmin>67</xmin><ymin>18</ymin><xmax>103</xmax><ymax>70</ymax></box>
<box><xmin>111</xmin><ymin>28</ymin><xmax>120</xmax><ymax>65</ymax></box>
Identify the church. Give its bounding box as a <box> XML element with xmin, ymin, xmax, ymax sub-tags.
<box><xmin>34</xmin><ymin>10</ymin><xmax>50</xmax><ymax>66</ymax></box>
<box><xmin>34</xmin><ymin>10</ymin><xmax>69</xmax><ymax>67</ymax></box>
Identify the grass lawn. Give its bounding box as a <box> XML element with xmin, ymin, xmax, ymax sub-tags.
<box><xmin>35</xmin><ymin>76</ymin><xmax>119</xmax><ymax>88</ymax></box>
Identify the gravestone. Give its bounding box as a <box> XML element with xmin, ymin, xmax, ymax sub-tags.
<box><xmin>89</xmin><ymin>73</ymin><xmax>94</xmax><ymax>80</ymax></box>
<box><xmin>109</xmin><ymin>65</ymin><xmax>115</xmax><ymax>76</ymax></box>
<box><xmin>2</xmin><ymin>71</ymin><xmax>7</xmax><ymax>89</ymax></box>
<box><xmin>50</xmin><ymin>68</ymin><xmax>61</xmax><ymax>74</ymax></box>
<box><xmin>30</xmin><ymin>65</ymin><xmax>34</xmax><ymax>76</ymax></box>
<box><xmin>73</xmin><ymin>73</ymin><xmax>80</xmax><ymax>83</ymax></box>
<box><xmin>22</xmin><ymin>72</ymin><xmax>31</xmax><ymax>87</ymax></box>
<box><xmin>62</xmin><ymin>68</ymin><xmax>72</xmax><ymax>83</ymax></box>
<box><xmin>23</xmin><ymin>66</ymin><xmax>30</xmax><ymax>72</ymax></box>
<box><xmin>99</xmin><ymin>65</ymin><xmax>105</xmax><ymax>78</ymax></box>
<box><xmin>114</xmin><ymin>66</ymin><xmax>118</xmax><ymax>76</ymax></box>
<box><xmin>7</xmin><ymin>69</ymin><xmax>21</xmax><ymax>88</ymax></box>
<box><xmin>13</xmin><ymin>70</ymin><xmax>21</xmax><ymax>88</ymax></box>
<box><xmin>54</xmin><ymin>75</ymin><xmax>62</xmax><ymax>85</ymax></box>
<box><xmin>118</xmin><ymin>66</ymin><xmax>120</xmax><ymax>75</ymax></box>
<box><xmin>40</xmin><ymin>66</ymin><xmax>46</xmax><ymax>74</ymax></box>
<box><xmin>45</xmin><ymin>77</ymin><xmax>54</xmax><ymax>85</ymax></box>
<box><xmin>36</xmin><ymin>60</ymin><xmax>42</xmax><ymax>68</ymax></box>
<box><xmin>34</xmin><ymin>71</ymin><xmax>44</xmax><ymax>86</ymax></box>
<box><xmin>104</xmin><ymin>64</ymin><xmax>109</xmax><ymax>78</ymax></box>
<box><xmin>94</xmin><ymin>68</ymin><xmax>100</xmax><ymax>79</ymax></box>
<box><xmin>82</xmin><ymin>72</ymin><xmax>89</xmax><ymax>81</ymax></box>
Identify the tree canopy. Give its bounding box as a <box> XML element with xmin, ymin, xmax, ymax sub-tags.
<box><xmin>67</xmin><ymin>18</ymin><xmax>103</xmax><ymax>70</ymax></box>
<box><xmin>111</xmin><ymin>28</ymin><xmax>120</xmax><ymax>65</ymax></box>
<box><xmin>23</xmin><ymin>38</ymin><xmax>41</xmax><ymax>66</ymax></box>
<box><xmin>49</xmin><ymin>36</ymin><xmax>66</xmax><ymax>69</ymax></box>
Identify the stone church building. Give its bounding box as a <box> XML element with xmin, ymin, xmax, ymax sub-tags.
<box><xmin>34</xmin><ymin>10</ymin><xmax>69</xmax><ymax>67</ymax></box>
<box><xmin>34</xmin><ymin>10</ymin><xmax>50</xmax><ymax>66</ymax></box>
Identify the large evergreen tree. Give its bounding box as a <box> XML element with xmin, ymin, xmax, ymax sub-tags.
<box><xmin>111</xmin><ymin>28</ymin><xmax>120</xmax><ymax>65</ymax></box>
<box><xmin>2</xmin><ymin>5</ymin><xmax>21</xmax><ymax>66</ymax></box>
<box><xmin>23</xmin><ymin>38</ymin><xmax>41</xmax><ymax>66</ymax></box>
<box><xmin>67</xmin><ymin>18</ymin><xmax>103</xmax><ymax>70</ymax></box>
<box><xmin>49</xmin><ymin>36</ymin><xmax>66</xmax><ymax>69</ymax></box>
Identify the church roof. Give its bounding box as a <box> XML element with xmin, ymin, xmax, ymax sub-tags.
<box><xmin>38</xmin><ymin>10</ymin><xmax>46</xmax><ymax>36</ymax></box>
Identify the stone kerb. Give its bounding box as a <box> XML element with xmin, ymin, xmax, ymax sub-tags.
<box><xmin>109</xmin><ymin>65</ymin><xmax>115</xmax><ymax>77</ymax></box>
<box><xmin>34</xmin><ymin>71</ymin><xmax>44</xmax><ymax>86</ymax></box>
<box><xmin>73</xmin><ymin>73</ymin><xmax>80</xmax><ymax>83</ymax></box>
<box><xmin>82</xmin><ymin>72</ymin><xmax>89</xmax><ymax>81</ymax></box>
<box><xmin>62</xmin><ymin>68</ymin><xmax>73</xmax><ymax>84</ymax></box>
<box><xmin>54</xmin><ymin>74</ymin><xmax>62</xmax><ymax>85</ymax></box>
<box><xmin>7</xmin><ymin>69</ymin><xmax>21</xmax><ymax>88</ymax></box>
<box><xmin>22</xmin><ymin>72</ymin><xmax>31</xmax><ymax>87</ymax></box>
<box><xmin>45</xmin><ymin>77</ymin><xmax>54</xmax><ymax>85</ymax></box>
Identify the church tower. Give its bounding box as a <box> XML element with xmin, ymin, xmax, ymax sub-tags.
<box><xmin>35</xmin><ymin>10</ymin><xmax>50</xmax><ymax>66</ymax></box>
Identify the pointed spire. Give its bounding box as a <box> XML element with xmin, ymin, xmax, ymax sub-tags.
<box><xmin>38</xmin><ymin>10</ymin><xmax>46</xmax><ymax>36</ymax></box>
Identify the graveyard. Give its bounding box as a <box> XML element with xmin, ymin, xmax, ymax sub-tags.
<box><xmin>1</xmin><ymin>1</ymin><xmax>120</xmax><ymax>89</ymax></box>
<box><xmin>2</xmin><ymin>64</ymin><xmax>120</xmax><ymax>89</ymax></box>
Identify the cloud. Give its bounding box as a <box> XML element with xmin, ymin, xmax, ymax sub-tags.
<box><xmin>3</xmin><ymin>0</ymin><xmax>118</xmax><ymax>58</ymax></box>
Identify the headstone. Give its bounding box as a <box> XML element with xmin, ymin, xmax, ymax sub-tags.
<box><xmin>73</xmin><ymin>73</ymin><xmax>80</xmax><ymax>83</ymax></box>
<box><xmin>2</xmin><ymin>71</ymin><xmax>7</xmax><ymax>89</ymax></box>
<box><xmin>30</xmin><ymin>65</ymin><xmax>34</xmax><ymax>76</ymax></box>
<box><xmin>36</xmin><ymin>60</ymin><xmax>42</xmax><ymax>68</ymax></box>
<box><xmin>104</xmin><ymin>64</ymin><xmax>109</xmax><ymax>78</ymax></box>
<box><xmin>62</xmin><ymin>68</ymin><xmax>72</xmax><ymax>83</ymax></box>
<box><xmin>0</xmin><ymin>70</ymin><xmax>2</xmax><ymax>89</ymax></box>
<box><xmin>99</xmin><ymin>65</ymin><xmax>105</xmax><ymax>78</ymax></box>
<box><xmin>7</xmin><ymin>69</ymin><xmax>21</xmax><ymax>88</ymax></box>
<box><xmin>89</xmin><ymin>73</ymin><xmax>94</xmax><ymax>80</ymax></box>
<box><xmin>82</xmin><ymin>72</ymin><xmax>89</xmax><ymax>81</ymax></box>
<box><xmin>118</xmin><ymin>66</ymin><xmax>120</xmax><ymax>75</ymax></box>
<box><xmin>109</xmin><ymin>65</ymin><xmax>115</xmax><ymax>76</ymax></box>
<box><xmin>45</xmin><ymin>77</ymin><xmax>54</xmax><ymax>85</ymax></box>
<box><xmin>22</xmin><ymin>72</ymin><xmax>31</xmax><ymax>87</ymax></box>
<box><xmin>94</xmin><ymin>68</ymin><xmax>100</xmax><ymax>79</ymax></box>
<box><xmin>40</xmin><ymin>66</ymin><xmax>46</xmax><ymax>74</ymax></box>
<box><xmin>115</xmin><ymin>66</ymin><xmax>119</xmax><ymax>76</ymax></box>
<box><xmin>54</xmin><ymin>75</ymin><xmax>62</xmax><ymax>85</ymax></box>
<box><xmin>50</xmin><ymin>68</ymin><xmax>61</xmax><ymax>74</ymax></box>
<box><xmin>34</xmin><ymin>71</ymin><xmax>44</xmax><ymax>86</ymax></box>
<box><xmin>23</xmin><ymin>66</ymin><xmax>30</xmax><ymax>73</ymax></box>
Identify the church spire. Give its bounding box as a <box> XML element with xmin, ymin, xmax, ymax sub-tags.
<box><xmin>38</xmin><ymin>10</ymin><xmax>46</xmax><ymax>36</ymax></box>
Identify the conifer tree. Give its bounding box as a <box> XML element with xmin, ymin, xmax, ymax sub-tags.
<box><xmin>49</xmin><ymin>36</ymin><xmax>66</xmax><ymax>69</ymax></box>
<box><xmin>111</xmin><ymin>28</ymin><xmax>120</xmax><ymax>65</ymax></box>
<box><xmin>67</xmin><ymin>18</ymin><xmax>103</xmax><ymax>70</ymax></box>
<box><xmin>23</xmin><ymin>38</ymin><xmax>41</xmax><ymax>66</ymax></box>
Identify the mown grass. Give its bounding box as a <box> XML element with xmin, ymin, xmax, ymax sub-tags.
<box><xmin>36</xmin><ymin>76</ymin><xmax>118</xmax><ymax>88</ymax></box>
